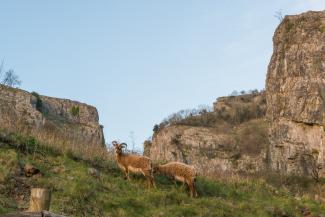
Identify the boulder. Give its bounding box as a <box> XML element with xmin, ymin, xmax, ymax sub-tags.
<box><xmin>24</xmin><ymin>164</ymin><xmax>40</xmax><ymax>177</ymax></box>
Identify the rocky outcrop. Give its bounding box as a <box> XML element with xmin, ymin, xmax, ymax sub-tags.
<box><xmin>213</xmin><ymin>91</ymin><xmax>266</xmax><ymax>122</ymax></box>
<box><xmin>266</xmin><ymin>11</ymin><xmax>325</xmax><ymax>176</ymax></box>
<box><xmin>145</xmin><ymin>92</ymin><xmax>268</xmax><ymax>177</ymax></box>
<box><xmin>214</xmin><ymin>91</ymin><xmax>266</xmax><ymax>114</ymax></box>
<box><xmin>147</xmin><ymin>11</ymin><xmax>325</xmax><ymax>178</ymax></box>
<box><xmin>146</xmin><ymin>124</ymin><xmax>267</xmax><ymax>177</ymax></box>
<box><xmin>0</xmin><ymin>85</ymin><xmax>105</xmax><ymax>150</ymax></box>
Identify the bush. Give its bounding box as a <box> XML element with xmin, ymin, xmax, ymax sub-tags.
<box><xmin>0</xmin><ymin>69</ymin><xmax>21</xmax><ymax>88</ymax></box>
<box><xmin>153</xmin><ymin>124</ymin><xmax>159</xmax><ymax>133</ymax></box>
<box><xmin>234</xmin><ymin>119</ymin><xmax>269</xmax><ymax>156</ymax></box>
<box><xmin>31</xmin><ymin>91</ymin><xmax>43</xmax><ymax>112</ymax></box>
<box><xmin>70</xmin><ymin>106</ymin><xmax>80</xmax><ymax>117</ymax></box>
<box><xmin>155</xmin><ymin>92</ymin><xmax>266</xmax><ymax>131</ymax></box>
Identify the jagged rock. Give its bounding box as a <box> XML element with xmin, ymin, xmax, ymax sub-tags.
<box><xmin>147</xmin><ymin>125</ymin><xmax>267</xmax><ymax>176</ymax></box>
<box><xmin>214</xmin><ymin>91</ymin><xmax>266</xmax><ymax>117</ymax></box>
<box><xmin>0</xmin><ymin>85</ymin><xmax>105</xmax><ymax>151</ymax></box>
<box><xmin>266</xmin><ymin>11</ymin><xmax>325</xmax><ymax>177</ymax></box>
<box><xmin>145</xmin><ymin>92</ymin><xmax>268</xmax><ymax>176</ymax></box>
<box><xmin>147</xmin><ymin>11</ymin><xmax>325</xmax><ymax>178</ymax></box>
<box><xmin>24</xmin><ymin>164</ymin><xmax>40</xmax><ymax>177</ymax></box>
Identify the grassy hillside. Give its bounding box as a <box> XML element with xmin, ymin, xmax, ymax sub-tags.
<box><xmin>0</xmin><ymin>134</ymin><xmax>325</xmax><ymax>216</ymax></box>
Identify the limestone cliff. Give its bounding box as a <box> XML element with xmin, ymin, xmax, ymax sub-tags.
<box><xmin>266</xmin><ymin>11</ymin><xmax>325</xmax><ymax>176</ymax></box>
<box><xmin>146</xmin><ymin>11</ymin><xmax>325</xmax><ymax>178</ymax></box>
<box><xmin>0</xmin><ymin>85</ymin><xmax>105</xmax><ymax>151</ymax></box>
<box><xmin>145</xmin><ymin>92</ymin><xmax>268</xmax><ymax>176</ymax></box>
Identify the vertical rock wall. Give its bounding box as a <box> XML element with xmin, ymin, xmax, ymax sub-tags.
<box><xmin>266</xmin><ymin>11</ymin><xmax>325</xmax><ymax>176</ymax></box>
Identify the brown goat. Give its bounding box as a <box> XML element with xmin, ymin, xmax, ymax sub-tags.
<box><xmin>112</xmin><ymin>141</ymin><xmax>155</xmax><ymax>188</ymax></box>
<box><xmin>155</xmin><ymin>162</ymin><xmax>198</xmax><ymax>197</ymax></box>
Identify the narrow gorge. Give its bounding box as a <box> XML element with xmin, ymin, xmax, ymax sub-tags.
<box><xmin>145</xmin><ymin>11</ymin><xmax>325</xmax><ymax>178</ymax></box>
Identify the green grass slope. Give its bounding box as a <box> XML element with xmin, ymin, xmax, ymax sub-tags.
<box><xmin>0</xmin><ymin>139</ymin><xmax>325</xmax><ymax>217</ymax></box>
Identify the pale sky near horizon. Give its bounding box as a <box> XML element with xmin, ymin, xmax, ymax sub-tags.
<box><xmin>0</xmin><ymin>1</ymin><xmax>324</xmax><ymax>151</ymax></box>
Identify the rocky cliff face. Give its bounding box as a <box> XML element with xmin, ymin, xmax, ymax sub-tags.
<box><xmin>146</xmin><ymin>124</ymin><xmax>267</xmax><ymax>177</ymax></box>
<box><xmin>145</xmin><ymin>92</ymin><xmax>268</xmax><ymax>176</ymax></box>
<box><xmin>146</xmin><ymin>11</ymin><xmax>325</xmax><ymax>178</ymax></box>
<box><xmin>266</xmin><ymin>11</ymin><xmax>325</xmax><ymax>176</ymax></box>
<box><xmin>0</xmin><ymin>85</ymin><xmax>105</xmax><ymax>150</ymax></box>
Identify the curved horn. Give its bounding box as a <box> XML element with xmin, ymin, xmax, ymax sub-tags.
<box><xmin>120</xmin><ymin>143</ymin><xmax>128</xmax><ymax>148</ymax></box>
<box><xmin>112</xmin><ymin>141</ymin><xmax>118</xmax><ymax>147</ymax></box>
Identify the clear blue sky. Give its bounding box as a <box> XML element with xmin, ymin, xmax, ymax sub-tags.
<box><xmin>0</xmin><ymin>1</ymin><xmax>324</xmax><ymax>151</ymax></box>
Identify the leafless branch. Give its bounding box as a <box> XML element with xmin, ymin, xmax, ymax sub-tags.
<box><xmin>274</xmin><ymin>10</ymin><xmax>284</xmax><ymax>22</ymax></box>
<box><xmin>0</xmin><ymin>59</ymin><xmax>4</xmax><ymax>81</ymax></box>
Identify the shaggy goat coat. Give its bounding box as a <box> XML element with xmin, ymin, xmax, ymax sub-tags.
<box><xmin>157</xmin><ymin>162</ymin><xmax>197</xmax><ymax>197</ymax></box>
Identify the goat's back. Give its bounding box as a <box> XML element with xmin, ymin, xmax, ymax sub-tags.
<box><xmin>159</xmin><ymin>162</ymin><xmax>196</xmax><ymax>178</ymax></box>
<box><xmin>119</xmin><ymin>154</ymin><xmax>152</xmax><ymax>170</ymax></box>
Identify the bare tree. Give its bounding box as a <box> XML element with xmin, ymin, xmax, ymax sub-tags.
<box><xmin>230</xmin><ymin>90</ymin><xmax>238</xmax><ymax>96</ymax></box>
<box><xmin>1</xmin><ymin>69</ymin><xmax>21</xmax><ymax>87</ymax></box>
<box><xmin>252</xmin><ymin>89</ymin><xmax>259</xmax><ymax>95</ymax></box>
<box><xmin>0</xmin><ymin>60</ymin><xmax>4</xmax><ymax>80</ymax></box>
<box><xmin>274</xmin><ymin>10</ymin><xmax>284</xmax><ymax>22</ymax></box>
<box><xmin>129</xmin><ymin>131</ymin><xmax>136</xmax><ymax>153</ymax></box>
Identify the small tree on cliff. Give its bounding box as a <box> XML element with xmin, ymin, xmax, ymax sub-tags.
<box><xmin>153</xmin><ymin>124</ymin><xmax>159</xmax><ymax>133</ymax></box>
<box><xmin>1</xmin><ymin>70</ymin><xmax>21</xmax><ymax>87</ymax></box>
<box><xmin>230</xmin><ymin>90</ymin><xmax>238</xmax><ymax>96</ymax></box>
<box><xmin>274</xmin><ymin>10</ymin><xmax>284</xmax><ymax>22</ymax></box>
<box><xmin>0</xmin><ymin>60</ymin><xmax>3</xmax><ymax>78</ymax></box>
<box><xmin>0</xmin><ymin>61</ymin><xmax>21</xmax><ymax>87</ymax></box>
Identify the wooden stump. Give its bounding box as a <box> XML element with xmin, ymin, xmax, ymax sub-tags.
<box><xmin>28</xmin><ymin>188</ymin><xmax>51</xmax><ymax>212</ymax></box>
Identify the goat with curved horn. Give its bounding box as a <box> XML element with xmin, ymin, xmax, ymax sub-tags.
<box><xmin>120</xmin><ymin>143</ymin><xmax>127</xmax><ymax>148</ymax></box>
<box><xmin>112</xmin><ymin>141</ymin><xmax>155</xmax><ymax>188</ymax></box>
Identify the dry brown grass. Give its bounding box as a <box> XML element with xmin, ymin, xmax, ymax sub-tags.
<box><xmin>0</xmin><ymin>124</ymin><xmax>109</xmax><ymax>167</ymax></box>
